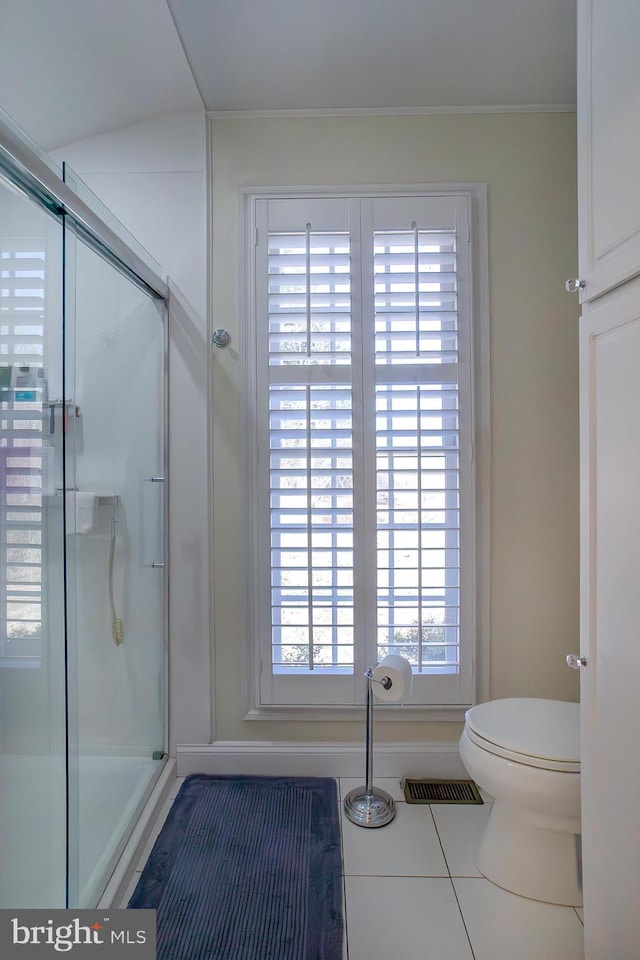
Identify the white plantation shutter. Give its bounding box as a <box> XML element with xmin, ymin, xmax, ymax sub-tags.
<box><xmin>371</xmin><ymin>219</ymin><xmax>461</xmax><ymax>679</ymax></box>
<box><xmin>256</xmin><ymin>199</ymin><xmax>356</xmax><ymax>704</ymax></box>
<box><xmin>252</xmin><ymin>193</ymin><xmax>474</xmax><ymax>707</ymax></box>
<box><xmin>0</xmin><ymin>243</ymin><xmax>46</xmax><ymax>659</ymax></box>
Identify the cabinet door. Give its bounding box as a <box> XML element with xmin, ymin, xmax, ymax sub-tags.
<box><xmin>580</xmin><ymin>277</ymin><xmax>640</xmax><ymax>957</ymax></box>
<box><xmin>577</xmin><ymin>0</ymin><xmax>640</xmax><ymax>302</ymax></box>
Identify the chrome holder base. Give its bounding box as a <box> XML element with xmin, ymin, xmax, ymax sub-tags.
<box><xmin>344</xmin><ymin>786</ymin><xmax>396</xmax><ymax>828</ymax></box>
<box><xmin>345</xmin><ymin>666</ymin><xmax>397</xmax><ymax>827</ymax></box>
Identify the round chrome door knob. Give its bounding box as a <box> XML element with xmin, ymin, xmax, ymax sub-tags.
<box><xmin>564</xmin><ymin>278</ymin><xmax>587</xmax><ymax>293</ymax></box>
<box><xmin>566</xmin><ymin>653</ymin><xmax>588</xmax><ymax>669</ymax></box>
<box><xmin>212</xmin><ymin>328</ymin><xmax>231</xmax><ymax>348</ymax></box>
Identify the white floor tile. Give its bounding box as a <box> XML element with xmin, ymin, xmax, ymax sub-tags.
<box><xmin>454</xmin><ymin>877</ymin><xmax>585</xmax><ymax>960</ymax></box>
<box><xmin>431</xmin><ymin>801</ymin><xmax>492</xmax><ymax>876</ymax></box>
<box><xmin>345</xmin><ymin>876</ymin><xmax>473</xmax><ymax>960</ymax></box>
<box><xmin>339</xmin><ymin>777</ymin><xmax>406</xmax><ymax>802</ymax></box>
<box><xmin>341</xmin><ymin>802</ymin><xmax>448</xmax><ymax>877</ymax></box>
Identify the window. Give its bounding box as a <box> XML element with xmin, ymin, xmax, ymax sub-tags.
<box><xmin>0</xmin><ymin>242</ymin><xmax>46</xmax><ymax>660</ymax></box>
<box><xmin>246</xmin><ymin>190</ymin><xmax>485</xmax><ymax>709</ymax></box>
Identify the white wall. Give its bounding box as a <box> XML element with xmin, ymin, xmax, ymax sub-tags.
<box><xmin>47</xmin><ymin>109</ymin><xmax>580</xmax><ymax>761</ymax></box>
<box><xmin>51</xmin><ymin>111</ymin><xmax>212</xmax><ymax>750</ymax></box>
<box><xmin>209</xmin><ymin>112</ymin><xmax>580</xmax><ymax>747</ymax></box>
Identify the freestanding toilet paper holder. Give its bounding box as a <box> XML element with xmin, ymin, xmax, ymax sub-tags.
<box><xmin>343</xmin><ymin>666</ymin><xmax>397</xmax><ymax>828</ymax></box>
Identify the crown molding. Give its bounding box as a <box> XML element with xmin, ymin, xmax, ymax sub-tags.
<box><xmin>207</xmin><ymin>104</ymin><xmax>576</xmax><ymax>120</ymax></box>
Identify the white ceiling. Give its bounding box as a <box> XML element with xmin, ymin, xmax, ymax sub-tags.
<box><xmin>0</xmin><ymin>0</ymin><xmax>203</xmax><ymax>150</ymax></box>
<box><xmin>0</xmin><ymin>0</ymin><xmax>576</xmax><ymax>151</ymax></box>
<box><xmin>168</xmin><ymin>0</ymin><xmax>577</xmax><ymax>113</ymax></box>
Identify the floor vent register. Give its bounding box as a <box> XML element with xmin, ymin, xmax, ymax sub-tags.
<box><xmin>403</xmin><ymin>778</ymin><xmax>483</xmax><ymax>804</ymax></box>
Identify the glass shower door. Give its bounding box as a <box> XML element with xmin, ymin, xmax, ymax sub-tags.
<box><xmin>0</xmin><ymin>171</ymin><xmax>67</xmax><ymax>907</ymax></box>
<box><xmin>64</xmin><ymin>230</ymin><xmax>166</xmax><ymax>907</ymax></box>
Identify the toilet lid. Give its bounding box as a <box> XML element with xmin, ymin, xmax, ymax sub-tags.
<box><xmin>465</xmin><ymin>698</ymin><xmax>580</xmax><ymax>769</ymax></box>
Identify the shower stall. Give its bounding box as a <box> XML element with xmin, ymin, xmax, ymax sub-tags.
<box><xmin>0</xmin><ymin>112</ymin><xmax>168</xmax><ymax>908</ymax></box>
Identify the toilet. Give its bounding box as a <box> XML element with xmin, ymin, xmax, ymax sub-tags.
<box><xmin>459</xmin><ymin>697</ymin><xmax>581</xmax><ymax>907</ymax></box>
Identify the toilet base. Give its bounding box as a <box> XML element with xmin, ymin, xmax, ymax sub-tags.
<box><xmin>477</xmin><ymin>800</ymin><xmax>583</xmax><ymax>907</ymax></box>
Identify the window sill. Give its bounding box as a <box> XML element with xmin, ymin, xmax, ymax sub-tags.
<box><xmin>271</xmin><ymin>666</ymin><xmax>460</xmax><ymax>677</ymax></box>
<box><xmin>244</xmin><ymin>703</ymin><xmax>470</xmax><ymax>723</ymax></box>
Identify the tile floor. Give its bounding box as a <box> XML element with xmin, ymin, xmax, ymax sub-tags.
<box><xmin>122</xmin><ymin>776</ymin><xmax>585</xmax><ymax>960</ymax></box>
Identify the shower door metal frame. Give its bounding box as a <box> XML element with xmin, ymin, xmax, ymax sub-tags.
<box><xmin>0</xmin><ymin>111</ymin><xmax>168</xmax><ymax>302</ymax></box>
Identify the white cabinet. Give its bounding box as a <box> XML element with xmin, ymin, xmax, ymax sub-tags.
<box><xmin>577</xmin><ymin>0</ymin><xmax>640</xmax><ymax>303</ymax></box>
<box><xmin>577</xmin><ymin>0</ymin><xmax>640</xmax><ymax>955</ymax></box>
<box><xmin>579</xmin><ymin>277</ymin><xmax>640</xmax><ymax>958</ymax></box>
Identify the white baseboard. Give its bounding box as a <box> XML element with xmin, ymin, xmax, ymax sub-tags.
<box><xmin>176</xmin><ymin>741</ymin><xmax>466</xmax><ymax>779</ymax></box>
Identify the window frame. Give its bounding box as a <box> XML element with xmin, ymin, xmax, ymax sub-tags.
<box><xmin>240</xmin><ymin>184</ymin><xmax>490</xmax><ymax>721</ymax></box>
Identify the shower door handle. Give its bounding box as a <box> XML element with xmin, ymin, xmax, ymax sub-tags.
<box><xmin>143</xmin><ymin>477</ymin><xmax>165</xmax><ymax>568</ymax></box>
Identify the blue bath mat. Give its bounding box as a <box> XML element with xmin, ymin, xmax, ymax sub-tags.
<box><xmin>128</xmin><ymin>774</ymin><xmax>343</xmax><ymax>960</ymax></box>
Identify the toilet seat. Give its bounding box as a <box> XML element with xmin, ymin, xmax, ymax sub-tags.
<box><xmin>464</xmin><ymin>698</ymin><xmax>580</xmax><ymax>773</ymax></box>
<box><xmin>463</xmin><ymin>726</ymin><xmax>580</xmax><ymax>772</ymax></box>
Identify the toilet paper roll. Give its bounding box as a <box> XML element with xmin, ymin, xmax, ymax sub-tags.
<box><xmin>371</xmin><ymin>654</ymin><xmax>413</xmax><ymax>703</ymax></box>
